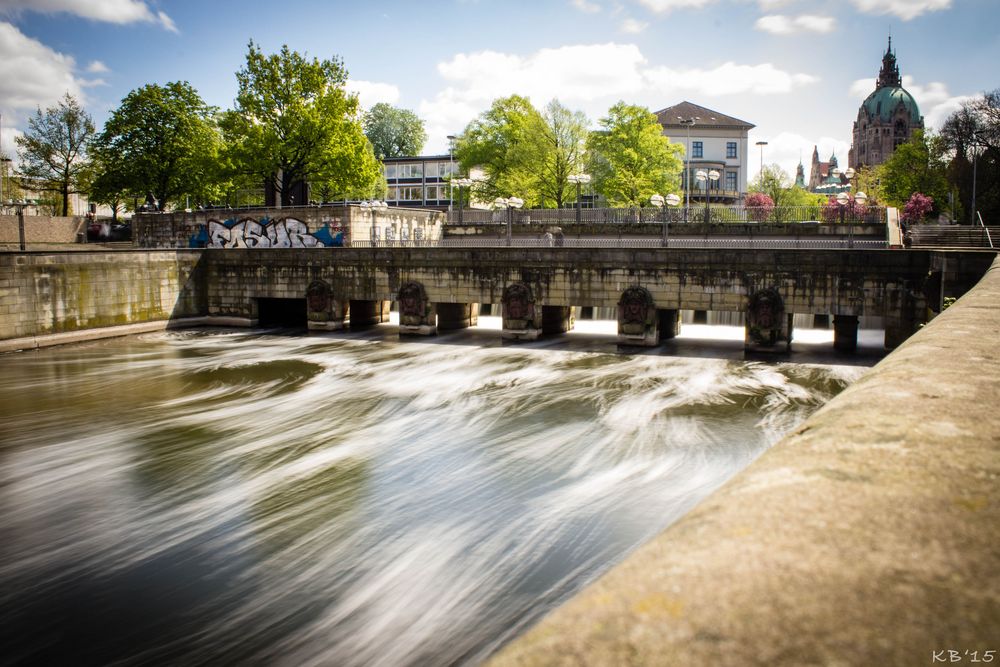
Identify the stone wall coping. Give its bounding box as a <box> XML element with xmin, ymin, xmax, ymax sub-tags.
<box><xmin>489</xmin><ymin>255</ymin><xmax>1000</xmax><ymax>666</ymax></box>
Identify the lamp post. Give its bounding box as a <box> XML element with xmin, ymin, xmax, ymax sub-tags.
<box><xmin>495</xmin><ymin>196</ymin><xmax>524</xmax><ymax>245</ymax></box>
<box><xmin>831</xmin><ymin>166</ymin><xmax>856</xmax><ymax>193</ymax></box>
<box><xmin>695</xmin><ymin>169</ymin><xmax>720</xmax><ymax>223</ymax></box>
<box><xmin>970</xmin><ymin>136</ymin><xmax>985</xmax><ymax>225</ymax></box>
<box><xmin>0</xmin><ymin>156</ymin><xmax>10</xmax><ymax>205</ymax></box>
<box><xmin>650</xmin><ymin>193</ymin><xmax>681</xmax><ymax>246</ymax></box>
<box><xmin>453</xmin><ymin>177</ymin><xmax>473</xmax><ymax>225</ymax></box>
<box><xmin>755</xmin><ymin>140</ymin><xmax>768</xmax><ymax>183</ymax></box>
<box><xmin>8</xmin><ymin>198</ymin><xmax>36</xmax><ymax>251</ymax></box>
<box><xmin>678</xmin><ymin>117</ymin><xmax>698</xmax><ymax>223</ymax></box>
<box><xmin>567</xmin><ymin>173</ymin><xmax>591</xmax><ymax>224</ymax></box>
<box><xmin>447</xmin><ymin>135</ymin><xmax>457</xmax><ymax>212</ymax></box>
<box><xmin>360</xmin><ymin>199</ymin><xmax>388</xmax><ymax>245</ymax></box>
<box><xmin>835</xmin><ymin>191</ymin><xmax>867</xmax><ymax>247</ymax></box>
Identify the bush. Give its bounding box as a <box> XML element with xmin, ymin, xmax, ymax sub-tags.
<box><xmin>744</xmin><ymin>192</ymin><xmax>774</xmax><ymax>222</ymax></box>
<box><xmin>902</xmin><ymin>192</ymin><xmax>934</xmax><ymax>224</ymax></box>
<box><xmin>821</xmin><ymin>196</ymin><xmax>869</xmax><ymax>223</ymax></box>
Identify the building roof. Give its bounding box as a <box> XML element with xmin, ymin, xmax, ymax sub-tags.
<box><xmin>862</xmin><ymin>86</ymin><xmax>921</xmax><ymax>123</ymax></box>
<box><xmin>655</xmin><ymin>101</ymin><xmax>755</xmax><ymax>130</ymax></box>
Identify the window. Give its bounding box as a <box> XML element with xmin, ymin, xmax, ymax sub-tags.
<box><xmin>425</xmin><ymin>185</ymin><xmax>446</xmax><ymax>201</ymax></box>
<box><xmin>692</xmin><ymin>141</ymin><xmax>703</xmax><ymax>158</ymax></box>
<box><xmin>385</xmin><ymin>164</ymin><xmax>397</xmax><ymax>180</ymax></box>
<box><xmin>726</xmin><ymin>142</ymin><xmax>737</xmax><ymax>159</ymax></box>
<box><xmin>725</xmin><ymin>171</ymin><xmax>737</xmax><ymax>192</ymax></box>
<box><xmin>386</xmin><ymin>186</ymin><xmax>399</xmax><ymax>201</ymax></box>
<box><xmin>398</xmin><ymin>186</ymin><xmax>422</xmax><ymax>201</ymax></box>
<box><xmin>396</xmin><ymin>163</ymin><xmax>423</xmax><ymax>179</ymax></box>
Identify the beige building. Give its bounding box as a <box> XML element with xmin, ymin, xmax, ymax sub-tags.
<box><xmin>656</xmin><ymin>101</ymin><xmax>755</xmax><ymax>202</ymax></box>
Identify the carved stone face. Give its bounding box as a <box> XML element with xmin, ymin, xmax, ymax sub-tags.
<box><xmin>748</xmin><ymin>288</ymin><xmax>783</xmax><ymax>330</ymax></box>
<box><xmin>503</xmin><ymin>283</ymin><xmax>533</xmax><ymax>322</ymax></box>
<box><xmin>306</xmin><ymin>281</ymin><xmax>331</xmax><ymax>314</ymax></box>
<box><xmin>398</xmin><ymin>282</ymin><xmax>425</xmax><ymax>318</ymax></box>
<box><xmin>619</xmin><ymin>287</ymin><xmax>652</xmax><ymax>325</ymax></box>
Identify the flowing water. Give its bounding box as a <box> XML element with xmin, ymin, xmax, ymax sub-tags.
<box><xmin>0</xmin><ymin>318</ymin><xmax>874</xmax><ymax>666</ymax></box>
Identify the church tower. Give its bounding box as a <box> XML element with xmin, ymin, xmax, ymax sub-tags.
<box><xmin>848</xmin><ymin>37</ymin><xmax>924</xmax><ymax>169</ymax></box>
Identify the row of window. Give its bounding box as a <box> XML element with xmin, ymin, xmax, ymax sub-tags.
<box><xmin>387</xmin><ymin>185</ymin><xmax>450</xmax><ymax>202</ymax></box>
<box><xmin>385</xmin><ymin>162</ymin><xmax>459</xmax><ymax>180</ymax></box>
<box><xmin>370</xmin><ymin>226</ymin><xmax>426</xmax><ymax>241</ymax></box>
<box><xmin>689</xmin><ymin>142</ymin><xmax>739</xmax><ymax>160</ymax></box>
<box><xmin>680</xmin><ymin>170</ymin><xmax>740</xmax><ymax>192</ymax></box>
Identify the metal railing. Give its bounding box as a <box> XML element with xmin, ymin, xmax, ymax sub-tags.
<box><xmin>447</xmin><ymin>205</ymin><xmax>887</xmax><ymax>226</ymax></box>
<box><xmin>347</xmin><ymin>237</ymin><xmax>886</xmax><ymax>249</ymax></box>
<box><xmin>978</xmin><ymin>212</ymin><xmax>994</xmax><ymax>249</ymax></box>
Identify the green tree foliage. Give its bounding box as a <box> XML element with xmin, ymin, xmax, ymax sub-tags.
<box><xmin>879</xmin><ymin>130</ymin><xmax>948</xmax><ymax>213</ymax></box>
<box><xmin>363</xmin><ymin>103</ymin><xmax>427</xmax><ymax>159</ymax></box>
<box><xmin>941</xmin><ymin>91</ymin><xmax>1000</xmax><ymax>224</ymax></box>
<box><xmin>223</xmin><ymin>42</ymin><xmax>380</xmax><ymax>205</ymax></box>
<box><xmin>535</xmin><ymin>100</ymin><xmax>589</xmax><ymax>209</ymax></box>
<box><xmin>587</xmin><ymin>102</ymin><xmax>682</xmax><ymax>208</ymax></box>
<box><xmin>15</xmin><ymin>93</ymin><xmax>94</xmax><ymax>216</ymax></box>
<box><xmin>92</xmin><ymin>82</ymin><xmax>222</xmax><ymax>211</ymax></box>
<box><xmin>750</xmin><ymin>164</ymin><xmax>826</xmax><ymax>221</ymax></box>
<box><xmin>455</xmin><ymin>95</ymin><xmax>545</xmax><ymax>206</ymax></box>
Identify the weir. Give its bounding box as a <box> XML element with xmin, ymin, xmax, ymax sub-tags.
<box><xmin>0</xmin><ymin>247</ymin><xmax>995</xmax><ymax>354</ymax></box>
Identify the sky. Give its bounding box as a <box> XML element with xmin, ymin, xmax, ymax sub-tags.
<box><xmin>0</xmin><ymin>0</ymin><xmax>997</xmax><ymax>182</ymax></box>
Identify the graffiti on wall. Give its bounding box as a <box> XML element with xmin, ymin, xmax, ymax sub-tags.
<box><xmin>189</xmin><ymin>217</ymin><xmax>345</xmax><ymax>248</ymax></box>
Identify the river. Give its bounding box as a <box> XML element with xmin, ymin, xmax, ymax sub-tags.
<box><xmin>0</xmin><ymin>318</ymin><xmax>876</xmax><ymax>666</ymax></box>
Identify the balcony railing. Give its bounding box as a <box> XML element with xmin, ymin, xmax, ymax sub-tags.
<box><xmin>447</xmin><ymin>205</ymin><xmax>887</xmax><ymax>226</ymax></box>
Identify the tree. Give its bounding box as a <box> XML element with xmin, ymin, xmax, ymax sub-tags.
<box><xmin>92</xmin><ymin>82</ymin><xmax>222</xmax><ymax>211</ymax></box>
<box><xmin>456</xmin><ymin>95</ymin><xmax>545</xmax><ymax>206</ymax></box>
<box><xmin>15</xmin><ymin>93</ymin><xmax>94</xmax><ymax>216</ymax></box>
<box><xmin>535</xmin><ymin>100</ymin><xmax>589</xmax><ymax>209</ymax></box>
<box><xmin>223</xmin><ymin>42</ymin><xmax>380</xmax><ymax>206</ymax></box>
<box><xmin>941</xmin><ymin>92</ymin><xmax>1000</xmax><ymax>224</ymax></box>
<box><xmin>902</xmin><ymin>192</ymin><xmax>934</xmax><ymax>224</ymax></box>
<box><xmin>587</xmin><ymin>102</ymin><xmax>682</xmax><ymax>208</ymax></box>
<box><xmin>744</xmin><ymin>192</ymin><xmax>774</xmax><ymax>222</ymax></box>
<box><xmin>363</xmin><ymin>103</ymin><xmax>426</xmax><ymax>159</ymax></box>
<box><xmin>879</xmin><ymin>130</ymin><xmax>949</xmax><ymax>214</ymax></box>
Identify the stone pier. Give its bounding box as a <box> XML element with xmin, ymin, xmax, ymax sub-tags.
<box><xmin>436</xmin><ymin>302</ymin><xmax>479</xmax><ymax>331</ymax></box>
<box><xmin>833</xmin><ymin>314</ymin><xmax>859</xmax><ymax>351</ymax></box>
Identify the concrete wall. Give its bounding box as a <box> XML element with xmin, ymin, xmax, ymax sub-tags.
<box><xmin>0</xmin><ymin>215</ymin><xmax>85</xmax><ymax>244</ymax></box>
<box><xmin>133</xmin><ymin>205</ymin><xmax>445</xmax><ymax>249</ymax></box>
<box><xmin>0</xmin><ymin>250</ymin><xmax>204</xmax><ymax>344</ymax></box>
<box><xmin>489</xmin><ymin>254</ymin><xmax>1000</xmax><ymax>666</ymax></box>
<box><xmin>199</xmin><ymin>247</ymin><xmax>942</xmax><ymax>322</ymax></box>
<box><xmin>445</xmin><ymin>221</ymin><xmax>886</xmax><ymax>239</ymax></box>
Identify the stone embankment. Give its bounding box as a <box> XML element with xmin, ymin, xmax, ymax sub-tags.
<box><xmin>491</xmin><ymin>256</ymin><xmax>1000</xmax><ymax>666</ymax></box>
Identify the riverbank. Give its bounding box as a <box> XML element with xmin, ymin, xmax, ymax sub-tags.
<box><xmin>490</xmin><ymin>256</ymin><xmax>1000</xmax><ymax>666</ymax></box>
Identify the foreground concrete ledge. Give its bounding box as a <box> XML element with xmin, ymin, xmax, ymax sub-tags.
<box><xmin>0</xmin><ymin>317</ymin><xmax>208</xmax><ymax>353</ymax></box>
<box><xmin>491</xmin><ymin>256</ymin><xmax>1000</xmax><ymax>666</ymax></box>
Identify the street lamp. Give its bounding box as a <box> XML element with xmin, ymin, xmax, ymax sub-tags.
<box><xmin>650</xmin><ymin>193</ymin><xmax>680</xmax><ymax>246</ymax></box>
<box><xmin>447</xmin><ymin>135</ymin><xmax>457</xmax><ymax>212</ymax></box>
<box><xmin>360</xmin><ymin>199</ymin><xmax>389</xmax><ymax>244</ymax></box>
<box><xmin>453</xmin><ymin>177</ymin><xmax>473</xmax><ymax>225</ymax></box>
<box><xmin>835</xmin><ymin>191</ymin><xmax>867</xmax><ymax>246</ymax></box>
<box><xmin>7</xmin><ymin>198</ymin><xmax>37</xmax><ymax>251</ymax></box>
<box><xmin>494</xmin><ymin>196</ymin><xmax>523</xmax><ymax>245</ymax></box>
<box><xmin>567</xmin><ymin>173</ymin><xmax>591</xmax><ymax>223</ymax></box>
<box><xmin>0</xmin><ymin>157</ymin><xmax>11</xmax><ymax>205</ymax></box>
<box><xmin>970</xmin><ymin>136</ymin><xmax>985</xmax><ymax>225</ymax></box>
<box><xmin>831</xmin><ymin>166</ymin><xmax>856</xmax><ymax>193</ymax></box>
<box><xmin>695</xmin><ymin>169</ymin><xmax>720</xmax><ymax>223</ymax></box>
<box><xmin>755</xmin><ymin>140</ymin><xmax>768</xmax><ymax>183</ymax></box>
<box><xmin>678</xmin><ymin>116</ymin><xmax>698</xmax><ymax>223</ymax></box>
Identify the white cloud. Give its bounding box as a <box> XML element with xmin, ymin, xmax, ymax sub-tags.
<box><xmin>849</xmin><ymin>77</ymin><xmax>876</xmax><ymax>99</ymax></box>
<box><xmin>86</xmin><ymin>60</ymin><xmax>109</xmax><ymax>73</ymax></box>
<box><xmin>0</xmin><ymin>21</ymin><xmax>84</xmax><ymax>115</ymax></box>
<box><xmin>755</xmin><ymin>14</ymin><xmax>835</xmax><ymax>34</ymax></box>
<box><xmin>758</xmin><ymin>0</ymin><xmax>795</xmax><ymax>8</ymax></box>
<box><xmin>346</xmin><ymin>80</ymin><xmax>401</xmax><ymax>109</ymax></box>
<box><xmin>620</xmin><ymin>17</ymin><xmax>648</xmax><ymax>32</ymax></box>
<box><xmin>645</xmin><ymin>61</ymin><xmax>818</xmax><ymax>95</ymax></box>
<box><xmin>847</xmin><ymin>0</ymin><xmax>951</xmax><ymax>20</ymax></box>
<box><xmin>635</xmin><ymin>0</ymin><xmax>717</xmax><ymax>13</ymax></box>
<box><xmin>0</xmin><ymin>0</ymin><xmax>178</xmax><ymax>30</ymax></box>
<box><xmin>570</xmin><ymin>0</ymin><xmax>601</xmax><ymax>12</ymax></box>
<box><xmin>419</xmin><ymin>43</ymin><xmax>819</xmax><ymax>153</ymax></box>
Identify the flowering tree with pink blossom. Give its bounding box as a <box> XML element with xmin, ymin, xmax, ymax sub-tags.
<box><xmin>744</xmin><ymin>191</ymin><xmax>774</xmax><ymax>222</ymax></box>
<box><xmin>902</xmin><ymin>192</ymin><xmax>934</xmax><ymax>225</ymax></box>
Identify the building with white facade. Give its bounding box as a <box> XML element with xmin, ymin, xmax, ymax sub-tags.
<box><xmin>655</xmin><ymin>101</ymin><xmax>755</xmax><ymax>202</ymax></box>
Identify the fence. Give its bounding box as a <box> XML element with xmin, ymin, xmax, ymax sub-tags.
<box><xmin>347</xmin><ymin>237</ymin><xmax>886</xmax><ymax>249</ymax></box>
<box><xmin>447</xmin><ymin>205</ymin><xmax>887</xmax><ymax>226</ymax></box>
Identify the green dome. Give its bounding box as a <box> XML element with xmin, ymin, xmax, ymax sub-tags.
<box><xmin>862</xmin><ymin>86</ymin><xmax>920</xmax><ymax>122</ymax></box>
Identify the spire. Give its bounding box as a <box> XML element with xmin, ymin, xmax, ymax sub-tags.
<box><xmin>877</xmin><ymin>35</ymin><xmax>902</xmax><ymax>88</ymax></box>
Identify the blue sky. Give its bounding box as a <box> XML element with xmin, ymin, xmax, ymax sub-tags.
<box><xmin>0</xmin><ymin>0</ymin><xmax>996</xmax><ymax>180</ymax></box>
